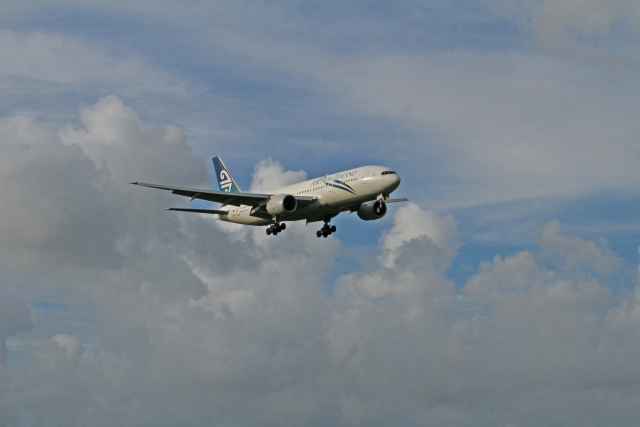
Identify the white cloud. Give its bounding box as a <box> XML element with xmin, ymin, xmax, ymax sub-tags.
<box><xmin>151</xmin><ymin>4</ymin><xmax>640</xmax><ymax>209</ymax></box>
<box><xmin>0</xmin><ymin>27</ymin><xmax>193</xmax><ymax>135</ymax></box>
<box><xmin>380</xmin><ymin>203</ymin><xmax>458</xmax><ymax>268</ymax></box>
<box><xmin>3</xmin><ymin>3</ymin><xmax>640</xmax><ymax>213</ymax></box>
<box><xmin>535</xmin><ymin>219</ymin><xmax>621</xmax><ymax>277</ymax></box>
<box><xmin>1</xmin><ymin>99</ymin><xmax>640</xmax><ymax>426</ymax></box>
<box><xmin>0</xmin><ymin>96</ymin><xmax>208</xmax><ymax>273</ymax></box>
<box><xmin>249</xmin><ymin>158</ymin><xmax>308</xmax><ymax>193</ymax></box>
<box><xmin>317</xmin><ymin>51</ymin><xmax>640</xmax><ymax>208</ymax></box>
<box><xmin>0</xmin><ymin>29</ymin><xmax>184</xmax><ymax>94</ymax></box>
<box><xmin>2</xmin><ymin>3</ymin><xmax>640</xmax><ymax>425</ymax></box>
<box><xmin>0</xmin><ymin>114</ymin><xmax>116</xmax><ymax>271</ymax></box>
<box><xmin>488</xmin><ymin>0</ymin><xmax>640</xmax><ymax>60</ymax></box>
<box><xmin>327</xmin><ymin>212</ymin><xmax>640</xmax><ymax>426</ymax></box>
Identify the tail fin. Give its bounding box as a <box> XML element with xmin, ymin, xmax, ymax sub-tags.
<box><xmin>212</xmin><ymin>156</ymin><xmax>242</xmax><ymax>193</ymax></box>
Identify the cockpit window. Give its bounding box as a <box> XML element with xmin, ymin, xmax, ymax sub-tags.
<box><xmin>381</xmin><ymin>171</ymin><xmax>397</xmax><ymax>176</ymax></box>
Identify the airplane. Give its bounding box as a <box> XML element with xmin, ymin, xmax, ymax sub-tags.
<box><xmin>131</xmin><ymin>157</ymin><xmax>408</xmax><ymax>238</ymax></box>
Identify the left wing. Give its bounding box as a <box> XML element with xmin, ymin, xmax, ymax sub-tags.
<box><xmin>130</xmin><ymin>182</ymin><xmax>270</xmax><ymax>206</ymax></box>
<box><xmin>130</xmin><ymin>182</ymin><xmax>318</xmax><ymax>211</ymax></box>
<box><xmin>166</xmin><ymin>208</ymin><xmax>229</xmax><ymax>215</ymax></box>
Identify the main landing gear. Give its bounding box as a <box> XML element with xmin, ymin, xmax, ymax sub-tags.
<box><xmin>316</xmin><ymin>223</ymin><xmax>337</xmax><ymax>238</ymax></box>
<box><xmin>266</xmin><ymin>222</ymin><xmax>286</xmax><ymax>236</ymax></box>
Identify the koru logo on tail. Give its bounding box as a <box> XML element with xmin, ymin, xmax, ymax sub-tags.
<box><xmin>219</xmin><ymin>170</ymin><xmax>233</xmax><ymax>192</ymax></box>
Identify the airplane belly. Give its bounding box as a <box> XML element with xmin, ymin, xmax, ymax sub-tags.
<box><xmin>227</xmin><ymin>208</ymin><xmax>271</xmax><ymax>226</ymax></box>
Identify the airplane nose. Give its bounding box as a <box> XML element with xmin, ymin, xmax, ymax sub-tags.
<box><xmin>389</xmin><ymin>173</ymin><xmax>401</xmax><ymax>191</ymax></box>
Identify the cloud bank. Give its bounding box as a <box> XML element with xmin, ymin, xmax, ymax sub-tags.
<box><xmin>1</xmin><ymin>97</ymin><xmax>639</xmax><ymax>426</ymax></box>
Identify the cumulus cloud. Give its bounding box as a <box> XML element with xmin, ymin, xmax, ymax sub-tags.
<box><xmin>380</xmin><ymin>203</ymin><xmax>458</xmax><ymax>268</ymax></box>
<box><xmin>0</xmin><ymin>96</ymin><xmax>337</xmax><ymax>425</ymax></box>
<box><xmin>326</xmin><ymin>215</ymin><xmax>640</xmax><ymax>426</ymax></box>
<box><xmin>2</xmin><ymin>98</ymin><xmax>640</xmax><ymax>426</ymax></box>
<box><xmin>1</xmin><ymin>3</ymin><xmax>640</xmax><ymax>425</ymax></box>
<box><xmin>0</xmin><ymin>95</ymin><xmax>207</xmax><ymax>273</ymax></box>
<box><xmin>535</xmin><ymin>219</ymin><xmax>621</xmax><ymax>277</ymax></box>
<box><xmin>250</xmin><ymin>158</ymin><xmax>308</xmax><ymax>192</ymax></box>
<box><xmin>0</xmin><ymin>115</ymin><xmax>116</xmax><ymax>271</ymax></box>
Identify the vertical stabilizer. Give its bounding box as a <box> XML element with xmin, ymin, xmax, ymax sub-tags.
<box><xmin>212</xmin><ymin>156</ymin><xmax>242</xmax><ymax>193</ymax></box>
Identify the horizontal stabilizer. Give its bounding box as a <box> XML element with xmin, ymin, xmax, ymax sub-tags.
<box><xmin>167</xmin><ymin>208</ymin><xmax>228</xmax><ymax>215</ymax></box>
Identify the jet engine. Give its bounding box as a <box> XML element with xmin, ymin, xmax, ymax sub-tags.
<box><xmin>357</xmin><ymin>200</ymin><xmax>387</xmax><ymax>221</ymax></box>
<box><xmin>266</xmin><ymin>194</ymin><xmax>297</xmax><ymax>215</ymax></box>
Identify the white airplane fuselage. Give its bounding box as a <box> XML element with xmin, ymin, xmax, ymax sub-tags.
<box><xmin>220</xmin><ymin>165</ymin><xmax>401</xmax><ymax>226</ymax></box>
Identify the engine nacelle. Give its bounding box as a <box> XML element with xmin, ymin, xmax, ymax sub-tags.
<box><xmin>266</xmin><ymin>194</ymin><xmax>297</xmax><ymax>216</ymax></box>
<box><xmin>357</xmin><ymin>200</ymin><xmax>387</xmax><ymax>221</ymax></box>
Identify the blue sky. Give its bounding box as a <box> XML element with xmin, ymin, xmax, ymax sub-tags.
<box><xmin>1</xmin><ymin>1</ymin><xmax>640</xmax><ymax>426</ymax></box>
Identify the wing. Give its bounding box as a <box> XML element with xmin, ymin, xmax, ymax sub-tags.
<box><xmin>131</xmin><ymin>182</ymin><xmax>270</xmax><ymax>206</ymax></box>
<box><xmin>130</xmin><ymin>182</ymin><xmax>318</xmax><ymax>210</ymax></box>
<box><xmin>166</xmin><ymin>208</ymin><xmax>229</xmax><ymax>215</ymax></box>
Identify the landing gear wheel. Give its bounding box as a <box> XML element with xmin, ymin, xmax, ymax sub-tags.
<box><xmin>267</xmin><ymin>222</ymin><xmax>286</xmax><ymax>236</ymax></box>
<box><xmin>317</xmin><ymin>222</ymin><xmax>337</xmax><ymax>238</ymax></box>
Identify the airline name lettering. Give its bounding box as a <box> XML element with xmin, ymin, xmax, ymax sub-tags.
<box><xmin>312</xmin><ymin>170</ymin><xmax>357</xmax><ymax>185</ymax></box>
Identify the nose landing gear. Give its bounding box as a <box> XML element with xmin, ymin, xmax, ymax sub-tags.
<box><xmin>316</xmin><ymin>223</ymin><xmax>337</xmax><ymax>238</ymax></box>
<box><xmin>266</xmin><ymin>222</ymin><xmax>286</xmax><ymax>236</ymax></box>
